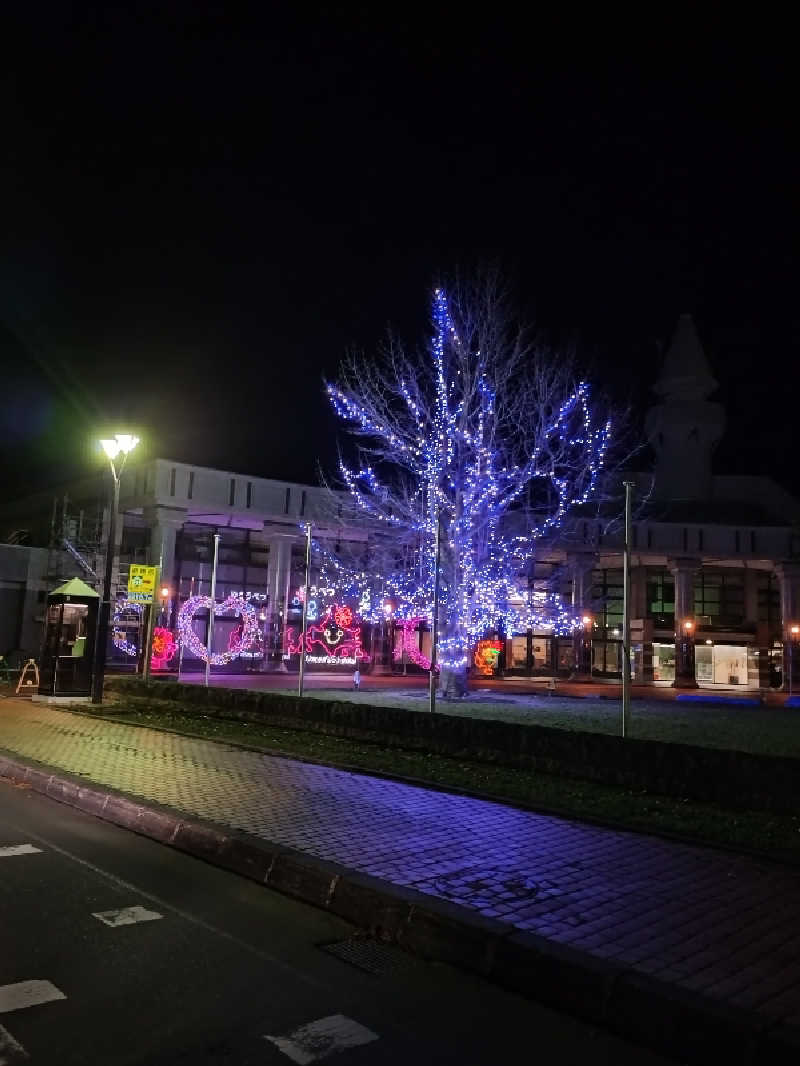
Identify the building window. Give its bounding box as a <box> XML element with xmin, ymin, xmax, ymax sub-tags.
<box><xmin>646</xmin><ymin>570</ymin><xmax>674</xmax><ymax>624</ymax></box>
<box><xmin>246</xmin><ymin>481</ymin><xmax>252</xmax><ymax>509</ymax></box>
<box><xmin>694</xmin><ymin>571</ymin><xmax>744</xmax><ymax>627</ymax></box>
<box><xmin>169</xmin><ymin>468</ymin><xmax>176</xmax><ymax>496</ymax></box>
<box><xmin>758</xmin><ymin>572</ymin><xmax>780</xmax><ymax>626</ymax></box>
<box><xmin>592</xmin><ymin>569</ymin><xmax>623</xmax><ymax>633</ymax></box>
<box><xmin>229</xmin><ymin>479</ymin><xmax>236</xmax><ymax>506</ymax></box>
<box><xmin>188</xmin><ymin>471</ymin><xmax>195</xmax><ymax>499</ymax></box>
<box><xmin>285</xmin><ymin>487</ymin><xmax>291</xmax><ymax>514</ymax></box>
<box><xmin>300</xmin><ymin>489</ymin><xmax>306</xmax><ymax>516</ymax></box>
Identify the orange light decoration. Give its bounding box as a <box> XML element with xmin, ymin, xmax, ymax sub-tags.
<box><xmin>150</xmin><ymin>627</ymin><xmax>177</xmax><ymax>671</ymax></box>
<box><xmin>473</xmin><ymin>639</ymin><xmax>504</xmax><ymax>677</ymax></box>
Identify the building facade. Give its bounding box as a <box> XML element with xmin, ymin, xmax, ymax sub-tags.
<box><xmin>2</xmin><ymin>315</ymin><xmax>799</xmax><ymax>688</ymax></box>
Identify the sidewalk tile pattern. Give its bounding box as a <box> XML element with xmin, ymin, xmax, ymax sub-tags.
<box><xmin>2</xmin><ymin>701</ymin><xmax>800</xmax><ymax>1023</ymax></box>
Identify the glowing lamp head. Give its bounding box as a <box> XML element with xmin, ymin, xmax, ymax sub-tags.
<box><xmin>581</xmin><ymin>615</ymin><xmax>591</xmax><ymax>627</ymax></box>
<box><xmin>100</xmin><ymin>434</ymin><xmax>140</xmax><ymax>460</ymax></box>
<box><xmin>791</xmin><ymin>625</ymin><xmax>800</xmax><ymax>637</ymax></box>
<box><xmin>160</xmin><ymin>587</ymin><xmax>170</xmax><ymax>599</ymax></box>
<box><xmin>683</xmin><ymin>619</ymin><xmax>694</xmax><ymax>633</ymax></box>
<box><xmin>100</xmin><ymin>438</ymin><xmax>121</xmax><ymax>459</ymax></box>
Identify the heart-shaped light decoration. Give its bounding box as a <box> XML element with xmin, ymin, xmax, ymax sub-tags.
<box><xmin>176</xmin><ymin>595</ymin><xmax>259</xmax><ymax>665</ymax></box>
<box><xmin>112</xmin><ymin>600</ymin><xmax>143</xmax><ymax>656</ymax></box>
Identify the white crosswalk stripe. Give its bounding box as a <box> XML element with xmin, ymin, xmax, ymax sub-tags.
<box><xmin>91</xmin><ymin>905</ymin><xmax>163</xmax><ymax>927</ymax></box>
<box><xmin>265</xmin><ymin>1015</ymin><xmax>379</xmax><ymax>1064</ymax></box>
<box><xmin>0</xmin><ymin>1023</ymin><xmax>29</xmax><ymax>1063</ymax></box>
<box><xmin>0</xmin><ymin>981</ymin><xmax>66</xmax><ymax>1014</ymax></box>
<box><xmin>0</xmin><ymin>846</ymin><xmax>41</xmax><ymax>859</ymax></box>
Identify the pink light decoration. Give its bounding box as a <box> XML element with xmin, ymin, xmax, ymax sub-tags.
<box><xmin>393</xmin><ymin>616</ymin><xmax>439</xmax><ymax>671</ymax></box>
<box><xmin>176</xmin><ymin>594</ymin><xmax>259</xmax><ymax>665</ymax></box>
<box><xmin>287</xmin><ymin>603</ymin><xmax>369</xmax><ymax>662</ymax></box>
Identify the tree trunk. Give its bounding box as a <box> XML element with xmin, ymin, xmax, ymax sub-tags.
<box><xmin>441</xmin><ymin>665</ymin><xmax>468</xmax><ymax>698</ymax></box>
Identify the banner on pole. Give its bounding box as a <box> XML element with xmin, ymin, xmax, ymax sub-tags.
<box><xmin>127</xmin><ymin>564</ymin><xmax>158</xmax><ymax>603</ymax></box>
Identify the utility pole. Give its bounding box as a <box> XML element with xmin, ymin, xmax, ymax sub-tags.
<box><xmin>205</xmin><ymin>533</ymin><xmax>220</xmax><ymax>687</ymax></box>
<box><xmin>622</xmin><ymin>480</ymin><xmax>634</xmax><ymax>736</ymax></box>
<box><xmin>298</xmin><ymin>522</ymin><xmax>312</xmax><ymax>697</ymax></box>
<box><xmin>429</xmin><ymin>509</ymin><xmax>441</xmax><ymax>714</ymax></box>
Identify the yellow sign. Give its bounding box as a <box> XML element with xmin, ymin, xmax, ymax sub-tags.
<box><xmin>127</xmin><ymin>564</ymin><xmax>158</xmax><ymax>603</ymax></box>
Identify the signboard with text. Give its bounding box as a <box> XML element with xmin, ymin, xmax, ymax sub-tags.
<box><xmin>127</xmin><ymin>564</ymin><xmax>158</xmax><ymax>603</ymax></box>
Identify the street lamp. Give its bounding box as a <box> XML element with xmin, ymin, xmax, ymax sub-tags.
<box><xmin>789</xmin><ymin>624</ymin><xmax>800</xmax><ymax>699</ymax></box>
<box><xmin>160</xmin><ymin>586</ymin><xmax>170</xmax><ymax>626</ymax></box>
<box><xmin>92</xmin><ymin>434</ymin><xmax>139</xmax><ymax>703</ymax></box>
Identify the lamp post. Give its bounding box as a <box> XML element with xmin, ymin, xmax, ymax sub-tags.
<box><xmin>92</xmin><ymin>434</ymin><xmax>139</xmax><ymax>704</ymax></box>
<box><xmin>159</xmin><ymin>586</ymin><xmax>169</xmax><ymax>626</ymax></box>
<box><xmin>298</xmin><ymin>522</ymin><xmax>312</xmax><ymax>698</ymax></box>
<box><xmin>789</xmin><ymin>624</ymin><xmax>799</xmax><ymax>699</ymax></box>
<box><xmin>678</xmin><ymin>618</ymin><xmax>696</xmax><ymax>688</ymax></box>
<box><xmin>621</xmin><ymin>480</ymin><xmax>634</xmax><ymax>737</ymax></box>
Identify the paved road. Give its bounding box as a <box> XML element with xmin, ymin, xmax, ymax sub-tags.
<box><xmin>2</xmin><ymin>701</ymin><xmax>800</xmax><ymax>1030</ymax></box>
<box><xmin>0</xmin><ymin>780</ymin><xmax>672</xmax><ymax>1065</ymax></box>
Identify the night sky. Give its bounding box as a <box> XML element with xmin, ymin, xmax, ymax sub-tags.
<box><xmin>1</xmin><ymin>9</ymin><xmax>797</xmax><ymax>499</ymax></box>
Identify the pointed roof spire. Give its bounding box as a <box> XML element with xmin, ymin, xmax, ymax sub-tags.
<box><xmin>653</xmin><ymin>314</ymin><xmax>718</xmax><ymax>401</ymax></box>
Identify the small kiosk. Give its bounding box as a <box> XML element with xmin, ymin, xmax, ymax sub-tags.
<box><xmin>36</xmin><ymin>578</ymin><xmax>99</xmax><ymax>700</ymax></box>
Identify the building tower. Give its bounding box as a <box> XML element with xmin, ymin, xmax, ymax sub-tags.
<box><xmin>645</xmin><ymin>314</ymin><xmax>725</xmax><ymax>501</ymax></box>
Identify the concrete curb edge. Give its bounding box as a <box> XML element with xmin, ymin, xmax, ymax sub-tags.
<box><xmin>0</xmin><ymin>748</ymin><xmax>794</xmax><ymax>1064</ymax></box>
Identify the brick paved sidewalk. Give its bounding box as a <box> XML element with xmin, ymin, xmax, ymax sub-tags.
<box><xmin>2</xmin><ymin>700</ymin><xmax>800</xmax><ymax>1026</ymax></box>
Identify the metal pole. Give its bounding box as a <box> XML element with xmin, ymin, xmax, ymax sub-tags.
<box><xmin>177</xmin><ymin>575</ymin><xmax>194</xmax><ymax>680</ymax></box>
<box><xmin>142</xmin><ymin>564</ymin><xmax>160</xmax><ymax>684</ymax></box>
<box><xmin>622</xmin><ymin>480</ymin><xmax>634</xmax><ymax>736</ymax></box>
<box><xmin>298</xmin><ymin>522</ymin><xmax>312</xmax><ymax>697</ymax></box>
<box><xmin>790</xmin><ymin>638</ymin><xmax>793</xmax><ymax>700</ymax></box>
<box><xmin>205</xmin><ymin>533</ymin><xmax>220</xmax><ymax>687</ymax></box>
<box><xmin>429</xmin><ymin>509</ymin><xmax>441</xmax><ymax>714</ymax></box>
<box><xmin>92</xmin><ymin>471</ymin><xmax>119</xmax><ymax>703</ymax></box>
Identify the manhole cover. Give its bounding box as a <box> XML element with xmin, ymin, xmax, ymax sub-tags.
<box><xmin>319</xmin><ymin>937</ymin><xmax>418</xmax><ymax>977</ymax></box>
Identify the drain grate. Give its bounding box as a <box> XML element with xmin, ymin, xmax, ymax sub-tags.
<box><xmin>319</xmin><ymin>937</ymin><xmax>419</xmax><ymax>977</ymax></box>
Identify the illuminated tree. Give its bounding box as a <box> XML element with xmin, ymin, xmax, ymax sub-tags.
<box><xmin>323</xmin><ymin>275</ymin><xmax>612</xmax><ymax>696</ymax></box>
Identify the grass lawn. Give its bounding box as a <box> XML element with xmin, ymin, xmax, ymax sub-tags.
<box><xmin>273</xmin><ymin>687</ymin><xmax>800</xmax><ymax>759</ymax></box>
<box><xmin>97</xmin><ymin>694</ymin><xmax>800</xmax><ymax>864</ymax></box>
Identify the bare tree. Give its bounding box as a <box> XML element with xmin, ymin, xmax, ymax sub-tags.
<box><xmin>324</xmin><ymin>273</ymin><xmax>614</xmax><ymax>696</ymax></box>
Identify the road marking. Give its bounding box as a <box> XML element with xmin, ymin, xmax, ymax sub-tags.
<box><xmin>0</xmin><ymin>845</ymin><xmax>41</xmax><ymax>858</ymax></box>
<box><xmin>265</xmin><ymin>1015</ymin><xmax>379</xmax><ymax>1064</ymax></box>
<box><xmin>3</xmin><ymin>820</ymin><xmax>324</xmax><ymax>989</ymax></box>
<box><xmin>0</xmin><ymin>981</ymin><xmax>66</xmax><ymax>1014</ymax></box>
<box><xmin>92</xmin><ymin>905</ymin><xmax>163</xmax><ymax>927</ymax></box>
<box><xmin>0</xmin><ymin>1023</ymin><xmax>28</xmax><ymax>1063</ymax></box>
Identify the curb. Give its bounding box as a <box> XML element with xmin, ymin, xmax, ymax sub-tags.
<box><xmin>0</xmin><ymin>747</ymin><xmax>796</xmax><ymax>1064</ymax></box>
